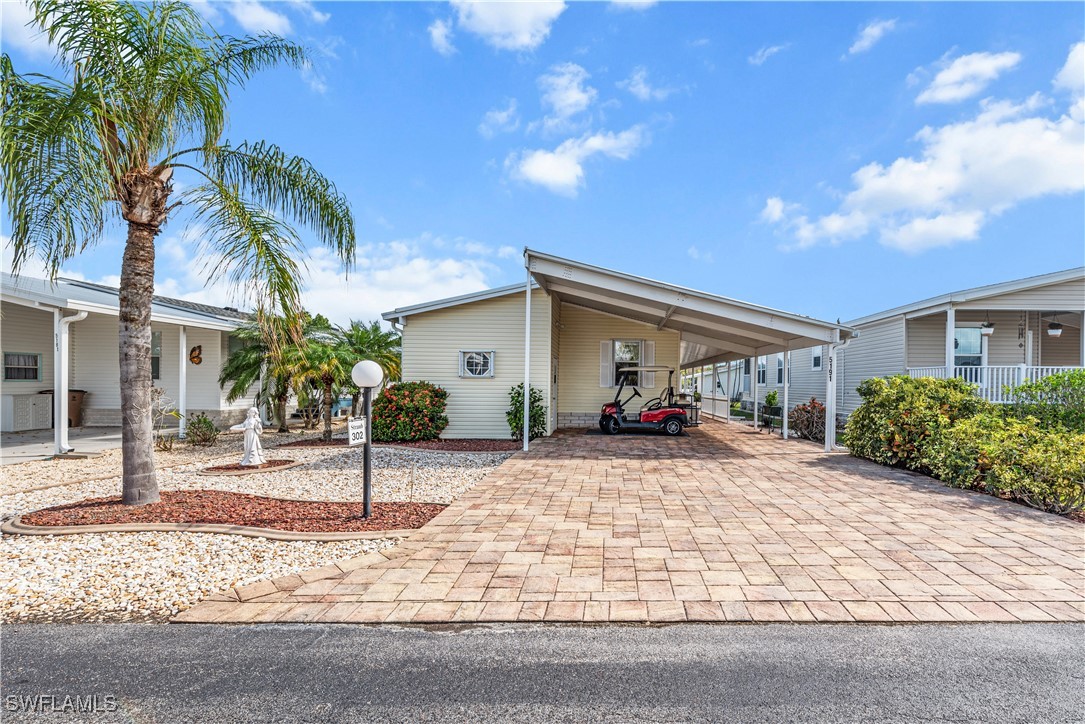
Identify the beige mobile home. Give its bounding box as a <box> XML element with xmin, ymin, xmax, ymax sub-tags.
<box><xmin>383</xmin><ymin>250</ymin><xmax>855</xmax><ymax>449</ymax></box>
<box><xmin>689</xmin><ymin>267</ymin><xmax>1085</xmax><ymax>422</ymax></box>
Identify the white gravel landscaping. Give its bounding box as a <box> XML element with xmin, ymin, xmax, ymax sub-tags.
<box><xmin>0</xmin><ymin>443</ymin><xmax>512</xmax><ymax>623</ymax></box>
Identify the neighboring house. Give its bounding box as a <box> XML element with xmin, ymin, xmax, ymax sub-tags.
<box><xmin>383</xmin><ymin>250</ymin><xmax>854</xmax><ymax>448</ymax></box>
<box><xmin>690</xmin><ymin>267</ymin><xmax>1085</xmax><ymax>420</ymax></box>
<box><xmin>0</xmin><ymin>273</ymin><xmax>259</xmax><ymax>451</ymax></box>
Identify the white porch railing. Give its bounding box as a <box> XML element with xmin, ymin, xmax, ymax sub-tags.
<box><xmin>907</xmin><ymin>365</ymin><xmax>1082</xmax><ymax>404</ymax></box>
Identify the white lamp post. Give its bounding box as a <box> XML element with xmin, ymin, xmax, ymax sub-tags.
<box><xmin>351</xmin><ymin>360</ymin><xmax>384</xmax><ymax>518</ymax></box>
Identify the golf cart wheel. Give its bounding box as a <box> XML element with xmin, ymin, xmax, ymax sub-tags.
<box><xmin>663</xmin><ymin>418</ymin><xmax>683</xmax><ymax>436</ymax></box>
<box><xmin>601</xmin><ymin>416</ymin><xmax>620</xmax><ymax>435</ymax></box>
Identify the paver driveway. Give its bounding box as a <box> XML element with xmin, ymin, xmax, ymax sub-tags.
<box><xmin>177</xmin><ymin>421</ymin><xmax>1084</xmax><ymax>624</ymax></box>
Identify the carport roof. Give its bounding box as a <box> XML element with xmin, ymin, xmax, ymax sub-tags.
<box><xmin>525</xmin><ymin>250</ymin><xmax>855</xmax><ymax>368</ymax></box>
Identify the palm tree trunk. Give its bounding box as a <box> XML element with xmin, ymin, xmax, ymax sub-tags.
<box><xmin>351</xmin><ymin>391</ymin><xmax>359</xmax><ymax>418</ymax></box>
<box><xmin>276</xmin><ymin>393</ymin><xmax>289</xmax><ymax>433</ymax></box>
<box><xmin>119</xmin><ymin>220</ymin><xmax>159</xmax><ymax>505</ymax></box>
<box><xmin>322</xmin><ymin>383</ymin><xmax>333</xmax><ymax>441</ymax></box>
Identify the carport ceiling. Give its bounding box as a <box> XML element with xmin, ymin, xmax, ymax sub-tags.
<box><xmin>526</xmin><ymin>250</ymin><xmax>855</xmax><ymax>368</ymax></box>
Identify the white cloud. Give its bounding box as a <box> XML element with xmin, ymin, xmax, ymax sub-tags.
<box><xmin>226</xmin><ymin>1</ymin><xmax>293</xmax><ymax>35</ymax></box>
<box><xmin>507</xmin><ymin>125</ymin><xmax>648</xmax><ymax>196</ymax></box>
<box><xmin>748</xmin><ymin>44</ymin><xmax>789</xmax><ymax>66</ymax></box>
<box><xmin>916</xmin><ymin>51</ymin><xmax>1022</xmax><ymax>104</ymax></box>
<box><xmin>0</xmin><ymin>1</ymin><xmax>54</xmax><ymax>59</ymax></box>
<box><xmin>609</xmin><ymin>0</ymin><xmax>657</xmax><ymax>10</ymax></box>
<box><xmin>288</xmin><ymin>0</ymin><xmax>330</xmax><ymax>24</ymax></box>
<box><xmin>532</xmin><ymin>63</ymin><xmax>598</xmax><ymax>134</ymax></box>
<box><xmin>1054</xmin><ymin>41</ymin><xmax>1084</xmax><ymax>94</ymax></box>
<box><xmin>763</xmin><ymin>47</ymin><xmax>1085</xmax><ymax>253</ymax></box>
<box><xmin>450</xmin><ymin>0</ymin><xmax>566</xmax><ymax>52</ymax></box>
<box><xmin>479</xmin><ymin>99</ymin><xmax>520</xmax><ymax>138</ymax></box>
<box><xmin>847</xmin><ymin>19</ymin><xmax>897</xmax><ymax>56</ymax></box>
<box><xmin>428</xmin><ymin>18</ymin><xmax>456</xmax><ymax>57</ymax></box>
<box><xmin>618</xmin><ymin>67</ymin><xmax>677</xmax><ymax>101</ymax></box>
<box><xmin>687</xmin><ymin>246</ymin><xmax>713</xmax><ymax>263</ymax></box>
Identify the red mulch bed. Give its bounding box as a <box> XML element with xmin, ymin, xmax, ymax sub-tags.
<box><xmin>21</xmin><ymin>490</ymin><xmax>447</xmax><ymax>533</ymax></box>
<box><xmin>202</xmin><ymin>459</ymin><xmax>296</xmax><ymax>472</ymax></box>
<box><xmin>276</xmin><ymin>439</ymin><xmax>348</xmax><ymax>448</ymax></box>
<box><xmin>379</xmin><ymin>439</ymin><xmax>522</xmax><ymax>452</ymax></box>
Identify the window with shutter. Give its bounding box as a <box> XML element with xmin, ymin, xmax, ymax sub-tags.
<box><xmin>643</xmin><ymin>340</ymin><xmax>655</xmax><ymax>388</ymax></box>
<box><xmin>599</xmin><ymin>341</ymin><xmax>614</xmax><ymax>387</ymax></box>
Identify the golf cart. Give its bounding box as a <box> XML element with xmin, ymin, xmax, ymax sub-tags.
<box><xmin>599</xmin><ymin>366</ymin><xmax>696</xmax><ymax>436</ymax></box>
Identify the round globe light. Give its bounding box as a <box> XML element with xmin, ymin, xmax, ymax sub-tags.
<box><xmin>351</xmin><ymin>360</ymin><xmax>385</xmax><ymax>388</ymax></box>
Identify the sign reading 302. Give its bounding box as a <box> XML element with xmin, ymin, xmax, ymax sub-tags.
<box><xmin>348</xmin><ymin>418</ymin><xmax>366</xmax><ymax>446</ymax></box>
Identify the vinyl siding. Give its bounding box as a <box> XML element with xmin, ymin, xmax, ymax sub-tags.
<box><xmin>1039</xmin><ymin>322</ymin><xmax>1082</xmax><ymax>365</ymax></box>
<box><xmin>957</xmin><ymin>278</ymin><xmax>1085</xmax><ymax>310</ymax></box>
<box><xmin>786</xmin><ymin>346</ymin><xmax>826</xmax><ymax>408</ymax></box>
<box><xmin>399</xmin><ymin>288</ymin><xmax>551</xmax><ymax>439</ymax></box>
<box><xmin>0</xmin><ymin>303</ymin><xmax>54</xmax><ymax>395</ymax></box>
<box><xmin>905</xmin><ymin>315</ymin><xmax>945</xmax><ymax>368</ymax></box>
<box><xmin>549</xmin><ymin>295</ymin><xmax>561</xmax><ymax>433</ymax></box>
<box><xmin>556</xmin><ymin>304</ymin><xmax>680</xmax><ymax>416</ymax></box>
<box><xmin>905</xmin><ymin>310</ymin><xmax>1079</xmax><ymax>367</ymax></box>
<box><xmin>837</xmin><ymin>316</ymin><xmax>906</xmax><ymax>415</ymax></box>
<box><xmin>69</xmin><ymin>314</ymin><xmax>227</xmax><ymax>413</ymax></box>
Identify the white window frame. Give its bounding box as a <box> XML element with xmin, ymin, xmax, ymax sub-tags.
<box><xmin>3</xmin><ymin>352</ymin><xmax>42</xmax><ymax>381</ymax></box>
<box><xmin>812</xmin><ymin>345</ymin><xmax>823</xmax><ymax>371</ymax></box>
<box><xmin>613</xmin><ymin>339</ymin><xmax>642</xmax><ymax>387</ymax></box>
<box><xmin>757</xmin><ymin>356</ymin><xmax>767</xmax><ymax>385</ymax></box>
<box><xmin>776</xmin><ymin>354</ymin><xmax>784</xmax><ymax>385</ymax></box>
<box><xmin>459</xmin><ymin>350</ymin><xmax>495</xmax><ymax>378</ymax></box>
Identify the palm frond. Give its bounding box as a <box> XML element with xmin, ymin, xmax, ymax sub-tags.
<box><xmin>208</xmin><ymin>141</ymin><xmax>356</xmax><ymax>266</ymax></box>
<box><xmin>184</xmin><ymin>180</ymin><xmax>305</xmax><ymax>321</ymax></box>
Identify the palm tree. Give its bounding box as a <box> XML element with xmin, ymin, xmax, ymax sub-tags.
<box><xmin>219</xmin><ymin>316</ymin><xmax>295</xmax><ymax>433</ymax></box>
<box><xmin>1</xmin><ymin>2</ymin><xmax>355</xmax><ymax>504</ymax></box>
<box><xmin>289</xmin><ymin>326</ymin><xmax>352</xmax><ymax>442</ymax></box>
<box><xmin>340</xmin><ymin>320</ymin><xmax>401</xmax><ymax>417</ymax></box>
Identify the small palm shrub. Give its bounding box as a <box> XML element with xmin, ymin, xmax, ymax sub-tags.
<box><xmin>788</xmin><ymin>397</ymin><xmax>825</xmax><ymax>442</ymax></box>
<box><xmin>843</xmin><ymin>375</ymin><xmax>990</xmax><ymax>471</ymax></box>
<box><xmin>372</xmin><ymin>381</ymin><xmax>449</xmax><ymax>442</ymax></box>
<box><xmin>186</xmin><ymin>413</ymin><xmax>220</xmax><ymax>447</ymax></box>
<box><xmin>507</xmin><ymin>383</ymin><xmax>547</xmax><ymax>441</ymax></box>
<box><xmin>1006</xmin><ymin>369</ymin><xmax>1085</xmax><ymax>433</ymax></box>
<box><xmin>926</xmin><ymin>413</ymin><xmax>1085</xmax><ymax>515</ymax></box>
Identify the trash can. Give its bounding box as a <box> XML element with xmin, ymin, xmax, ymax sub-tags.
<box><xmin>68</xmin><ymin>390</ymin><xmax>87</xmax><ymax>427</ymax></box>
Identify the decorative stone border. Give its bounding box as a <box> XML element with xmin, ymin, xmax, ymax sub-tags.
<box><xmin>372</xmin><ymin>444</ymin><xmax>520</xmax><ymax>455</ymax></box>
<box><xmin>196</xmin><ymin>461</ymin><xmax>304</xmax><ymax>476</ymax></box>
<box><xmin>1</xmin><ymin>515</ymin><xmax>418</xmax><ymax>542</ymax></box>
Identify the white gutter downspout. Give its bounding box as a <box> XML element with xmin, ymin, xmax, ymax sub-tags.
<box><xmin>823</xmin><ymin>330</ymin><xmax>858</xmax><ymax>453</ymax></box>
<box><xmin>53</xmin><ymin>309</ymin><xmax>88</xmax><ymax>454</ymax></box>
<box><xmin>178</xmin><ymin>326</ymin><xmax>187</xmax><ymax>439</ymax></box>
<box><xmin>523</xmin><ymin>264</ymin><xmax>532</xmax><ymax>453</ymax></box>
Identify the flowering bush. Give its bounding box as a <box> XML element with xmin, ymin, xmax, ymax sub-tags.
<box><xmin>371</xmin><ymin>381</ymin><xmax>449</xmax><ymax>442</ymax></box>
<box><xmin>787</xmin><ymin>397</ymin><xmax>825</xmax><ymax>443</ymax></box>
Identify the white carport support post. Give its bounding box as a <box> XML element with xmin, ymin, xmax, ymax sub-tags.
<box><xmin>751</xmin><ymin>356</ymin><xmax>759</xmax><ymax>429</ymax></box>
<box><xmin>945</xmin><ymin>306</ymin><xmax>955</xmax><ymax>378</ymax></box>
<box><xmin>725</xmin><ymin>361</ymin><xmax>732</xmax><ymax>422</ymax></box>
<box><xmin>178</xmin><ymin>326</ymin><xmax>187</xmax><ymax>439</ymax></box>
<box><xmin>824</xmin><ymin>330</ymin><xmax>840</xmax><ymax>452</ymax></box>
<box><xmin>53</xmin><ymin>309</ymin><xmax>87</xmax><ymax>455</ymax></box>
<box><xmin>523</xmin><ymin>267</ymin><xmax>531</xmax><ymax>453</ymax></box>
<box><xmin>782</xmin><ymin>350</ymin><xmax>790</xmax><ymax>440</ymax></box>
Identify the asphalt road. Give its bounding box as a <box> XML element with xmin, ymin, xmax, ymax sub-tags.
<box><xmin>3</xmin><ymin>623</ymin><xmax>1082</xmax><ymax>723</ymax></box>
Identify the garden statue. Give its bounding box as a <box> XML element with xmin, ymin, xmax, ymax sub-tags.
<box><xmin>230</xmin><ymin>407</ymin><xmax>267</xmax><ymax>466</ymax></box>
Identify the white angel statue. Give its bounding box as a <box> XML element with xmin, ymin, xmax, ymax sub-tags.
<box><xmin>230</xmin><ymin>407</ymin><xmax>267</xmax><ymax>466</ymax></box>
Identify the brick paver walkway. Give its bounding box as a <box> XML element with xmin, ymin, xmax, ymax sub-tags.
<box><xmin>176</xmin><ymin>421</ymin><xmax>1084</xmax><ymax>624</ymax></box>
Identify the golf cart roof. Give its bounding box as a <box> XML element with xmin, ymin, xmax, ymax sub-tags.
<box><xmin>618</xmin><ymin>366</ymin><xmax>674</xmax><ymax>373</ymax></box>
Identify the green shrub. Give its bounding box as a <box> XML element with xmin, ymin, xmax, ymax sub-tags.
<box><xmin>788</xmin><ymin>397</ymin><xmax>825</xmax><ymax>443</ymax></box>
<box><xmin>843</xmin><ymin>375</ymin><xmax>989</xmax><ymax>471</ymax></box>
<box><xmin>764</xmin><ymin>390</ymin><xmax>779</xmax><ymax>408</ymax></box>
<box><xmin>186</xmin><ymin>413</ymin><xmax>220</xmax><ymax>447</ymax></box>
<box><xmin>1007</xmin><ymin>369</ymin><xmax>1085</xmax><ymax>433</ymax></box>
<box><xmin>506</xmin><ymin>383</ymin><xmax>547</xmax><ymax>441</ymax></box>
<box><xmin>371</xmin><ymin>381</ymin><xmax>449</xmax><ymax>442</ymax></box>
<box><xmin>927</xmin><ymin>413</ymin><xmax>1085</xmax><ymax>514</ymax></box>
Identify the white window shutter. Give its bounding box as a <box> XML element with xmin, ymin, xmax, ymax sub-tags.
<box><xmin>600</xmin><ymin>340</ymin><xmax>613</xmax><ymax>387</ymax></box>
<box><xmin>643</xmin><ymin>340</ymin><xmax>655</xmax><ymax>388</ymax></box>
<box><xmin>458</xmin><ymin>352</ymin><xmax>464</xmax><ymax>377</ymax></box>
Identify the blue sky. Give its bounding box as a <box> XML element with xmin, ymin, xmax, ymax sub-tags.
<box><xmin>2</xmin><ymin>1</ymin><xmax>1083</xmax><ymax>325</ymax></box>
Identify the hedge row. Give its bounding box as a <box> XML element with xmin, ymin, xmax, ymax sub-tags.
<box><xmin>843</xmin><ymin>375</ymin><xmax>1084</xmax><ymax>515</ymax></box>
